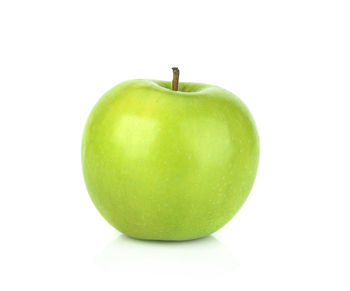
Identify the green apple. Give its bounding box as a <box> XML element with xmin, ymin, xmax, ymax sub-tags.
<box><xmin>82</xmin><ymin>68</ymin><xmax>259</xmax><ymax>241</ymax></box>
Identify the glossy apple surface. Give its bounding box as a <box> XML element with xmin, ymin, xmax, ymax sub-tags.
<box><xmin>82</xmin><ymin>79</ymin><xmax>259</xmax><ymax>240</ymax></box>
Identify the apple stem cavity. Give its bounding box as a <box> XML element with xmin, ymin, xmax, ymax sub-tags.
<box><xmin>172</xmin><ymin>67</ymin><xmax>180</xmax><ymax>91</ymax></box>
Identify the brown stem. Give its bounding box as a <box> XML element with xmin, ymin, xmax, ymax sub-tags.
<box><xmin>172</xmin><ymin>67</ymin><xmax>180</xmax><ymax>91</ymax></box>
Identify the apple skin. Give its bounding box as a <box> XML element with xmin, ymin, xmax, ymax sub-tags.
<box><xmin>82</xmin><ymin>79</ymin><xmax>259</xmax><ymax>241</ymax></box>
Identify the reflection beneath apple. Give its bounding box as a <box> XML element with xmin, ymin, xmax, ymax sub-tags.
<box><xmin>94</xmin><ymin>234</ymin><xmax>239</xmax><ymax>274</ymax></box>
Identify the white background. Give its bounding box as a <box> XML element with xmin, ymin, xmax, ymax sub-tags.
<box><xmin>1</xmin><ymin>0</ymin><xmax>349</xmax><ymax>290</ymax></box>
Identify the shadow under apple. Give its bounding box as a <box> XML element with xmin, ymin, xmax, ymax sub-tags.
<box><xmin>94</xmin><ymin>234</ymin><xmax>239</xmax><ymax>275</ymax></box>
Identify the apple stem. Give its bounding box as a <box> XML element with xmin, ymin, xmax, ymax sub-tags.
<box><xmin>172</xmin><ymin>67</ymin><xmax>180</xmax><ymax>91</ymax></box>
